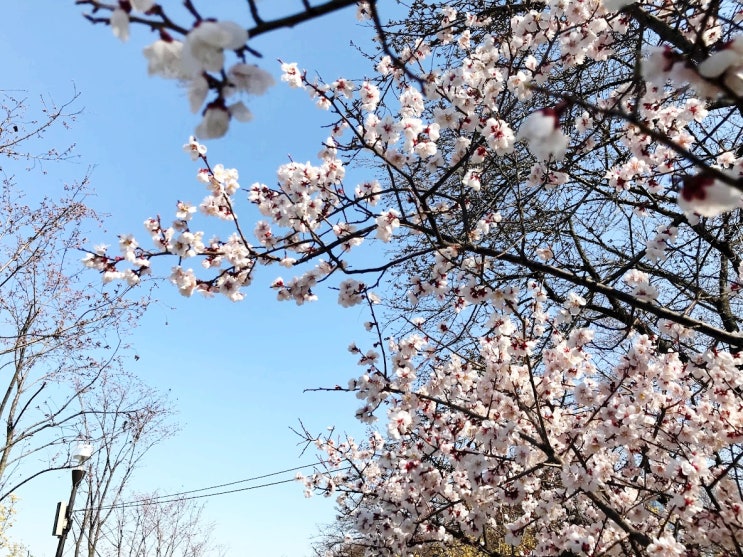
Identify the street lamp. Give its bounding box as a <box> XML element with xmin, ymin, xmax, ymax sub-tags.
<box><xmin>53</xmin><ymin>442</ymin><xmax>93</xmax><ymax>557</ymax></box>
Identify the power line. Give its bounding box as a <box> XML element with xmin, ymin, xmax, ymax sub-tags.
<box><xmin>135</xmin><ymin>461</ymin><xmax>328</xmax><ymax>501</ymax></box>
<box><xmin>78</xmin><ymin>477</ymin><xmax>297</xmax><ymax>513</ymax></box>
<box><xmin>74</xmin><ymin>461</ymin><xmax>351</xmax><ymax>513</ymax></box>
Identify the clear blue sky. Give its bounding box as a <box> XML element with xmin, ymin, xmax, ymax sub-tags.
<box><xmin>0</xmin><ymin>2</ymin><xmax>380</xmax><ymax>555</ymax></box>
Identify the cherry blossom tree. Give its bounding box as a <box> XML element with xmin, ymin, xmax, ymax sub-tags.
<box><xmin>78</xmin><ymin>0</ymin><xmax>743</xmax><ymax>555</ymax></box>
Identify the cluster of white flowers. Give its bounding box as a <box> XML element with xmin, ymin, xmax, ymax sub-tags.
<box><xmin>109</xmin><ymin>5</ymin><xmax>275</xmax><ymax>138</ymax></box>
<box><xmin>645</xmin><ymin>224</ymin><xmax>678</xmax><ymax>263</ymax></box>
<box><xmin>623</xmin><ymin>269</ymin><xmax>659</xmax><ymax>302</ymax></box>
<box><xmin>375</xmin><ymin>209</ymin><xmax>400</xmax><ymax>242</ymax></box>
<box><xmin>305</xmin><ymin>270</ymin><xmax>743</xmax><ymax>554</ymax></box>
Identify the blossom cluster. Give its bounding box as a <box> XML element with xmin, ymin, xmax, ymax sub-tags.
<box><xmin>99</xmin><ymin>1</ymin><xmax>275</xmax><ymax>138</ymax></box>
<box><xmin>304</xmin><ymin>281</ymin><xmax>743</xmax><ymax>555</ymax></box>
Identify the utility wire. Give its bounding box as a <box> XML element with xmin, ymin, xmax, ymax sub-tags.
<box><xmin>134</xmin><ymin>461</ymin><xmax>329</xmax><ymax>501</ymax></box>
<box><xmin>74</xmin><ymin>461</ymin><xmax>351</xmax><ymax>513</ymax></box>
<box><xmin>109</xmin><ymin>460</ymin><xmax>332</xmax><ymax>503</ymax></box>
<box><xmin>77</xmin><ymin>477</ymin><xmax>296</xmax><ymax>513</ymax></box>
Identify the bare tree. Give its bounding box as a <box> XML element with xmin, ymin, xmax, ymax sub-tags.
<box><xmin>0</xmin><ymin>91</ymin><xmax>218</xmax><ymax>557</ymax></box>
<box><xmin>77</xmin><ymin>491</ymin><xmax>225</xmax><ymax>557</ymax></box>
<box><xmin>69</xmin><ymin>370</ymin><xmax>177</xmax><ymax>557</ymax></box>
<box><xmin>0</xmin><ymin>92</ymin><xmax>145</xmax><ymax>501</ymax></box>
<box><xmin>0</xmin><ymin>89</ymin><xmax>80</xmax><ymax>164</ymax></box>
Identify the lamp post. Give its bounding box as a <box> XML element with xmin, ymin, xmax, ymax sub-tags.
<box><xmin>53</xmin><ymin>442</ymin><xmax>92</xmax><ymax>557</ymax></box>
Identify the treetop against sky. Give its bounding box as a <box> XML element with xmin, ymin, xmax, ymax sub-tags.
<box><xmin>10</xmin><ymin>0</ymin><xmax>743</xmax><ymax>555</ymax></box>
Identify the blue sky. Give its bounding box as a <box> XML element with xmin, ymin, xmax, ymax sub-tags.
<box><xmin>1</xmin><ymin>2</ymin><xmax>381</xmax><ymax>555</ymax></box>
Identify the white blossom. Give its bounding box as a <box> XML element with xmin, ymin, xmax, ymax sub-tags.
<box><xmin>143</xmin><ymin>37</ymin><xmax>186</xmax><ymax>78</ymax></box>
<box><xmin>517</xmin><ymin>108</ymin><xmax>569</xmax><ymax>161</ymax></box>
<box><xmin>188</xmin><ymin>76</ymin><xmax>209</xmax><ymax>113</ymax></box>
<box><xmin>227</xmin><ymin>101</ymin><xmax>252</xmax><ymax>123</ymax></box>
<box><xmin>226</xmin><ymin>64</ymin><xmax>275</xmax><ymax>96</ymax></box>
<box><xmin>110</xmin><ymin>8</ymin><xmax>129</xmax><ymax>42</ymax></box>
<box><xmin>181</xmin><ymin>20</ymin><xmax>248</xmax><ymax>76</ymax></box>
<box><xmin>677</xmin><ymin>174</ymin><xmax>742</xmax><ymax>217</ymax></box>
<box><xmin>195</xmin><ymin>103</ymin><xmax>231</xmax><ymax>139</ymax></box>
<box><xmin>280</xmin><ymin>62</ymin><xmax>304</xmax><ymax>88</ymax></box>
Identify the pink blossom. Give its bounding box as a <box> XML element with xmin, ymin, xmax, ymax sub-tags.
<box><xmin>698</xmin><ymin>36</ymin><xmax>743</xmax><ymax>95</ymax></box>
<box><xmin>170</xmin><ymin>267</ymin><xmax>198</xmax><ymax>297</ymax></box>
<box><xmin>375</xmin><ymin>209</ymin><xmax>400</xmax><ymax>242</ymax></box>
<box><xmin>647</xmin><ymin>535</ymin><xmax>686</xmax><ymax>556</ymax></box>
<box><xmin>182</xmin><ymin>136</ymin><xmax>207</xmax><ymax>160</ymax></box>
<box><xmin>338</xmin><ymin>279</ymin><xmax>367</xmax><ymax>308</ymax></box>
